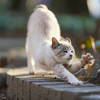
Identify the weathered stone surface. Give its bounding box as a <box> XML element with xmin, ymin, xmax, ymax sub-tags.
<box><xmin>31</xmin><ymin>82</ymin><xmax>39</xmax><ymax>100</ymax></box>
<box><xmin>7</xmin><ymin>74</ymin><xmax>13</xmax><ymax>100</ymax></box>
<box><xmin>7</xmin><ymin>67</ymin><xmax>100</xmax><ymax>100</ymax></box>
<box><xmin>17</xmin><ymin>78</ymin><xmax>24</xmax><ymax>100</ymax></box>
<box><xmin>23</xmin><ymin>79</ymin><xmax>37</xmax><ymax>100</ymax></box>
<box><xmin>77</xmin><ymin>94</ymin><xmax>100</xmax><ymax>100</ymax></box>
<box><xmin>42</xmin><ymin>83</ymin><xmax>97</xmax><ymax>88</ymax></box>
<box><xmin>61</xmin><ymin>87</ymin><xmax>100</xmax><ymax>100</ymax></box>
<box><xmin>41</xmin><ymin>83</ymin><xmax>100</xmax><ymax>100</ymax></box>
<box><xmin>48</xmin><ymin>88</ymin><xmax>62</xmax><ymax>100</ymax></box>
<box><xmin>12</xmin><ymin>76</ymin><xmax>17</xmax><ymax>100</ymax></box>
<box><xmin>38</xmin><ymin>85</ymin><xmax>49</xmax><ymax>100</ymax></box>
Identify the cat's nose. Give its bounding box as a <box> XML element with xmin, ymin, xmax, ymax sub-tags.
<box><xmin>69</xmin><ymin>54</ymin><xmax>72</xmax><ymax>57</ymax></box>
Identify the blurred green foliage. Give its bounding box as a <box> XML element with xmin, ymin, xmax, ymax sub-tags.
<box><xmin>0</xmin><ymin>11</ymin><xmax>27</xmax><ymax>30</ymax></box>
<box><xmin>83</xmin><ymin>37</ymin><xmax>92</xmax><ymax>49</ymax></box>
<box><xmin>0</xmin><ymin>0</ymin><xmax>96</xmax><ymax>36</ymax></box>
<box><xmin>0</xmin><ymin>11</ymin><xmax>96</xmax><ymax>36</ymax></box>
<box><xmin>57</xmin><ymin>15</ymin><xmax>96</xmax><ymax>35</ymax></box>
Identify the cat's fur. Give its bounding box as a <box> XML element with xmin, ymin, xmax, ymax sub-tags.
<box><xmin>26</xmin><ymin>4</ymin><xmax>93</xmax><ymax>85</ymax></box>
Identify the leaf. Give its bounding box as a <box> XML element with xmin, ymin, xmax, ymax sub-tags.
<box><xmin>83</xmin><ymin>37</ymin><xmax>92</xmax><ymax>49</ymax></box>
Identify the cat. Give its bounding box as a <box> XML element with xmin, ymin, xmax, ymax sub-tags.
<box><xmin>26</xmin><ymin>4</ymin><xmax>93</xmax><ymax>85</ymax></box>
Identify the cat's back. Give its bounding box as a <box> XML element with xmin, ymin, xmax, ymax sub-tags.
<box><xmin>27</xmin><ymin>4</ymin><xmax>60</xmax><ymax>41</ymax></box>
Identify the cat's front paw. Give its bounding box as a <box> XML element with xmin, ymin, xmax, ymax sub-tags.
<box><xmin>68</xmin><ymin>77</ymin><xmax>83</xmax><ymax>85</ymax></box>
<box><xmin>81</xmin><ymin>53</ymin><xmax>94</xmax><ymax>66</ymax></box>
<box><xmin>68</xmin><ymin>79</ymin><xmax>83</xmax><ymax>85</ymax></box>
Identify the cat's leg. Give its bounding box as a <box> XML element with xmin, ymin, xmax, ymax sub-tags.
<box><xmin>51</xmin><ymin>63</ymin><xmax>83</xmax><ymax>85</ymax></box>
<box><xmin>65</xmin><ymin>53</ymin><xmax>94</xmax><ymax>74</ymax></box>
<box><xmin>27</xmin><ymin>52</ymin><xmax>36</xmax><ymax>74</ymax></box>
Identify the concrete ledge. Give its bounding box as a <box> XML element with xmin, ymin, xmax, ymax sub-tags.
<box><xmin>7</xmin><ymin>67</ymin><xmax>100</xmax><ymax>100</ymax></box>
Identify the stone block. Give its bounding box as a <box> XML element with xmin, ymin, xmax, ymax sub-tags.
<box><xmin>7</xmin><ymin>67</ymin><xmax>100</xmax><ymax>100</ymax></box>
<box><xmin>17</xmin><ymin>78</ymin><xmax>24</xmax><ymax>100</ymax></box>
<box><xmin>38</xmin><ymin>86</ymin><xmax>49</xmax><ymax>100</ymax></box>
<box><xmin>23</xmin><ymin>79</ymin><xmax>33</xmax><ymax>100</ymax></box>
<box><xmin>31</xmin><ymin>82</ymin><xmax>39</xmax><ymax>100</ymax></box>
<box><xmin>48</xmin><ymin>88</ymin><xmax>62</xmax><ymax>100</ymax></box>
<box><xmin>7</xmin><ymin>75</ymin><xmax>13</xmax><ymax>100</ymax></box>
<box><xmin>77</xmin><ymin>94</ymin><xmax>100</xmax><ymax>100</ymax></box>
<box><xmin>12</xmin><ymin>76</ymin><xmax>17</xmax><ymax>100</ymax></box>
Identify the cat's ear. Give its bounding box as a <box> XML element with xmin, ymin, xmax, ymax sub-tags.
<box><xmin>52</xmin><ymin>37</ymin><xmax>60</xmax><ymax>49</ymax></box>
<box><xmin>65</xmin><ymin>37</ymin><xmax>71</xmax><ymax>44</ymax></box>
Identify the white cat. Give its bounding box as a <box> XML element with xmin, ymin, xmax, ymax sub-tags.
<box><xmin>26</xmin><ymin>4</ymin><xmax>93</xmax><ymax>85</ymax></box>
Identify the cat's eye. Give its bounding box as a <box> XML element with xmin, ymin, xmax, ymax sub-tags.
<box><xmin>71</xmin><ymin>51</ymin><xmax>73</xmax><ymax>53</ymax></box>
<box><xmin>64</xmin><ymin>51</ymin><xmax>67</xmax><ymax>53</ymax></box>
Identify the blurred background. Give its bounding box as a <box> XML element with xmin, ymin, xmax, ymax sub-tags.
<box><xmin>0</xmin><ymin>0</ymin><xmax>100</xmax><ymax>65</ymax></box>
<box><xmin>0</xmin><ymin>0</ymin><xmax>100</xmax><ymax>98</ymax></box>
<box><xmin>0</xmin><ymin>0</ymin><xmax>100</xmax><ymax>56</ymax></box>
<box><xmin>0</xmin><ymin>0</ymin><xmax>98</xmax><ymax>37</ymax></box>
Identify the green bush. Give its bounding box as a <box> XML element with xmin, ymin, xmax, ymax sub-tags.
<box><xmin>56</xmin><ymin>14</ymin><xmax>96</xmax><ymax>35</ymax></box>
<box><xmin>0</xmin><ymin>11</ymin><xmax>27</xmax><ymax>30</ymax></box>
<box><xmin>0</xmin><ymin>11</ymin><xmax>96</xmax><ymax>36</ymax></box>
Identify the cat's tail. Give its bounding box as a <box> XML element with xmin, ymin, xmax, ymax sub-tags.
<box><xmin>34</xmin><ymin>4</ymin><xmax>48</xmax><ymax>11</ymax></box>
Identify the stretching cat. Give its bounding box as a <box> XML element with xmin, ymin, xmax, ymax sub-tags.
<box><xmin>26</xmin><ymin>4</ymin><xmax>93</xmax><ymax>85</ymax></box>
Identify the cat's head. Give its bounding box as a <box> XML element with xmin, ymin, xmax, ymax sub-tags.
<box><xmin>51</xmin><ymin>37</ymin><xmax>75</xmax><ymax>64</ymax></box>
